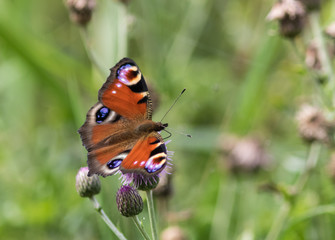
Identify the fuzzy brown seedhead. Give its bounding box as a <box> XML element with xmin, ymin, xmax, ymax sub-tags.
<box><xmin>325</xmin><ymin>22</ymin><xmax>335</xmax><ymax>39</ymax></box>
<box><xmin>296</xmin><ymin>104</ymin><xmax>334</xmax><ymax>144</ymax></box>
<box><xmin>161</xmin><ymin>226</ymin><xmax>188</xmax><ymax>240</ymax></box>
<box><xmin>66</xmin><ymin>0</ymin><xmax>96</xmax><ymax>26</ymax></box>
<box><xmin>219</xmin><ymin>135</ymin><xmax>271</xmax><ymax>173</ymax></box>
<box><xmin>300</xmin><ymin>0</ymin><xmax>321</xmax><ymax>11</ymax></box>
<box><xmin>267</xmin><ymin>0</ymin><xmax>306</xmax><ymax>38</ymax></box>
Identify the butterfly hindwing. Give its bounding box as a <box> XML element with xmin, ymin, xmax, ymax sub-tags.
<box><xmin>120</xmin><ymin>133</ymin><xmax>167</xmax><ymax>176</ymax></box>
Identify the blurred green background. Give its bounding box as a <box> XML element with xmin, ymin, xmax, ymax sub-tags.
<box><xmin>1</xmin><ymin>0</ymin><xmax>335</xmax><ymax>239</ymax></box>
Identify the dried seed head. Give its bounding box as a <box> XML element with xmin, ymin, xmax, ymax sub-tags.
<box><xmin>305</xmin><ymin>40</ymin><xmax>335</xmax><ymax>79</ymax></box>
<box><xmin>325</xmin><ymin>22</ymin><xmax>335</xmax><ymax>39</ymax></box>
<box><xmin>116</xmin><ymin>185</ymin><xmax>143</xmax><ymax>217</ymax></box>
<box><xmin>161</xmin><ymin>226</ymin><xmax>188</xmax><ymax>240</ymax></box>
<box><xmin>305</xmin><ymin>41</ymin><xmax>322</xmax><ymax>71</ymax></box>
<box><xmin>66</xmin><ymin>0</ymin><xmax>96</xmax><ymax>26</ymax></box>
<box><xmin>76</xmin><ymin>167</ymin><xmax>101</xmax><ymax>198</ymax></box>
<box><xmin>219</xmin><ymin>135</ymin><xmax>270</xmax><ymax>173</ymax></box>
<box><xmin>327</xmin><ymin>152</ymin><xmax>335</xmax><ymax>181</ymax></box>
<box><xmin>296</xmin><ymin>104</ymin><xmax>333</xmax><ymax>143</ymax></box>
<box><xmin>119</xmin><ymin>0</ymin><xmax>131</xmax><ymax>5</ymax></box>
<box><xmin>267</xmin><ymin>0</ymin><xmax>306</xmax><ymax>38</ymax></box>
<box><xmin>300</xmin><ymin>0</ymin><xmax>321</xmax><ymax>11</ymax></box>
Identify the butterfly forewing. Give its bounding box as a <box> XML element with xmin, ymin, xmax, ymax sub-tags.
<box><xmin>98</xmin><ymin>58</ymin><xmax>153</xmax><ymax>120</ymax></box>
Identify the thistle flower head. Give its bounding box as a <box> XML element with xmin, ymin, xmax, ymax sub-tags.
<box><xmin>267</xmin><ymin>0</ymin><xmax>306</xmax><ymax>38</ymax></box>
<box><xmin>66</xmin><ymin>0</ymin><xmax>96</xmax><ymax>26</ymax></box>
<box><xmin>76</xmin><ymin>167</ymin><xmax>101</xmax><ymax>198</ymax></box>
<box><xmin>116</xmin><ymin>185</ymin><xmax>143</xmax><ymax>217</ymax></box>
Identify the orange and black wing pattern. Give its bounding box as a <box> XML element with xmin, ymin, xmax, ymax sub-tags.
<box><xmin>120</xmin><ymin>133</ymin><xmax>168</xmax><ymax>176</ymax></box>
<box><xmin>78</xmin><ymin>58</ymin><xmax>153</xmax><ymax>177</ymax></box>
<box><xmin>98</xmin><ymin>58</ymin><xmax>153</xmax><ymax>120</ymax></box>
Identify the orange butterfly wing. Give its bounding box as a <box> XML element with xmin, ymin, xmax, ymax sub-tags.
<box><xmin>120</xmin><ymin>133</ymin><xmax>168</xmax><ymax>176</ymax></box>
<box><xmin>79</xmin><ymin>58</ymin><xmax>154</xmax><ymax>177</ymax></box>
<box><xmin>98</xmin><ymin>58</ymin><xmax>152</xmax><ymax>120</ymax></box>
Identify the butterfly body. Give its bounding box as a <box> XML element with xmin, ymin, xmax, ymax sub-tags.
<box><xmin>79</xmin><ymin>58</ymin><xmax>168</xmax><ymax>179</ymax></box>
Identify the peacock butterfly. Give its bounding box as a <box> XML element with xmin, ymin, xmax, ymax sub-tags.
<box><xmin>78</xmin><ymin>58</ymin><xmax>168</xmax><ymax>178</ymax></box>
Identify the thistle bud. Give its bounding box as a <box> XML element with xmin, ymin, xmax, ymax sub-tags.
<box><xmin>66</xmin><ymin>0</ymin><xmax>96</xmax><ymax>26</ymax></box>
<box><xmin>116</xmin><ymin>185</ymin><xmax>143</xmax><ymax>217</ymax></box>
<box><xmin>267</xmin><ymin>0</ymin><xmax>306</xmax><ymax>38</ymax></box>
<box><xmin>76</xmin><ymin>167</ymin><xmax>101</xmax><ymax>198</ymax></box>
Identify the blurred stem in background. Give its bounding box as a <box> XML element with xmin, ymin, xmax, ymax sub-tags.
<box><xmin>229</xmin><ymin>34</ymin><xmax>281</xmax><ymax>134</ymax></box>
<box><xmin>265</xmin><ymin>142</ymin><xmax>322</xmax><ymax>240</ymax></box>
<box><xmin>309</xmin><ymin>11</ymin><xmax>335</xmax><ymax>107</ymax></box>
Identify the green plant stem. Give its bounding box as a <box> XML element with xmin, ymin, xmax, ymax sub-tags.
<box><xmin>79</xmin><ymin>27</ymin><xmax>106</xmax><ymax>77</ymax></box>
<box><xmin>286</xmin><ymin>204</ymin><xmax>335</xmax><ymax>229</ymax></box>
<box><xmin>290</xmin><ymin>39</ymin><xmax>330</xmax><ymax>108</ymax></box>
<box><xmin>209</xmin><ymin>178</ymin><xmax>237</xmax><ymax>240</ymax></box>
<box><xmin>291</xmin><ymin>38</ymin><xmax>321</xmax><ymax>81</ymax></box>
<box><xmin>132</xmin><ymin>216</ymin><xmax>151</xmax><ymax>240</ymax></box>
<box><xmin>265</xmin><ymin>202</ymin><xmax>291</xmax><ymax>240</ymax></box>
<box><xmin>89</xmin><ymin>196</ymin><xmax>127</xmax><ymax>240</ymax></box>
<box><xmin>146</xmin><ymin>190</ymin><xmax>158</xmax><ymax>240</ymax></box>
<box><xmin>294</xmin><ymin>142</ymin><xmax>322</xmax><ymax>193</ymax></box>
<box><xmin>310</xmin><ymin>12</ymin><xmax>335</xmax><ymax>106</ymax></box>
<box><xmin>265</xmin><ymin>142</ymin><xmax>322</xmax><ymax>240</ymax></box>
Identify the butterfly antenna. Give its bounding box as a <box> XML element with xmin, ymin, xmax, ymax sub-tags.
<box><xmin>162</xmin><ymin>129</ymin><xmax>172</xmax><ymax>140</ymax></box>
<box><xmin>164</xmin><ymin>127</ymin><xmax>192</xmax><ymax>139</ymax></box>
<box><xmin>160</xmin><ymin>88</ymin><xmax>186</xmax><ymax>122</ymax></box>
